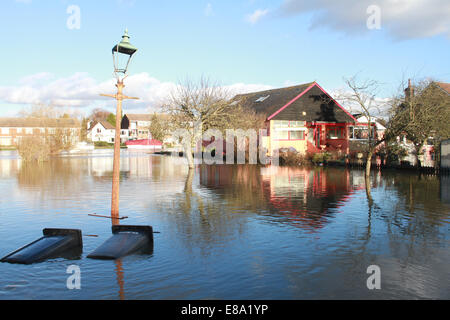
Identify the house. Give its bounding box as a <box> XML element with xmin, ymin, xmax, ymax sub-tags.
<box><xmin>347</xmin><ymin>114</ymin><xmax>386</xmax><ymax>160</ymax></box>
<box><xmin>397</xmin><ymin>80</ymin><xmax>450</xmax><ymax>167</ymax></box>
<box><xmin>0</xmin><ymin>117</ymin><xmax>81</xmax><ymax>146</ymax></box>
<box><xmin>120</xmin><ymin>114</ymin><xmax>152</xmax><ymax>140</ymax></box>
<box><xmin>87</xmin><ymin>120</ymin><xmax>116</xmax><ymax>143</ymax></box>
<box><xmin>234</xmin><ymin>82</ymin><xmax>357</xmax><ymax>156</ymax></box>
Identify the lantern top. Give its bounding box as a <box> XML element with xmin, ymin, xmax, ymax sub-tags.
<box><xmin>112</xmin><ymin>29</ymin><xmax>138</xmax><ymax>56</ymax></box>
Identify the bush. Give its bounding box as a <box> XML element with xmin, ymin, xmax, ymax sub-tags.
<box><xmin>17</xmin><ymin>136</ymin><xmax>51</xmax><ymax>162</ymax></box>
<box><xmin>17</xmin><ymin>129</ymin><xmax>75</xmax><ymax>162</ymax></box>
<box><xmin>312</xmin><ymin>152</ymin><xmax>331</xmax><ymax>164</ymax></box>
<box><xmin>94</xmin><ymin>141</ymin><xmax>113</xmax><ymax>147</ymax></box>
<box><xmin>278</xmin><ymin>148</ymin><xmax>311</xmax><ymax>166</ymax></box>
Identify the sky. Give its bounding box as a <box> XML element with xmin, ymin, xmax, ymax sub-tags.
<box><xmin>0</xmin><ymin>0</ymin><xmax>449</xmax><ymax>117</ymax></box>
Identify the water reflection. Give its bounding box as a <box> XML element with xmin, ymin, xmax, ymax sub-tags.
<box><xmin>199</xmin><ymin>165</ymin><xmax>375</xmax><ymax>231</ymax></box>
<box><xmin>0</xmin><ymin>150</ymin><xmax>448</xmax><ymax>299</ymax></box>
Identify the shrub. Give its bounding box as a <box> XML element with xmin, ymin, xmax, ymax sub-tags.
<box><xmin>17</xmin><ymin>136</ymin><xmax>51</xmax><ymax>162</ymax></box>
<box><xmin>17</xmin><ymin>129</ymin><xmax>75</xmax><ymax>162</ymax></box>
<box><xmin>278</xmin><ymin>148</ymin><xmax>311</xmax><ymax>166</ymax></box>
<box><xmin>94</xmin><ymin>141</ymin><xmax>113</xmax><ymax>147</ymax></box>
<box><xmin>312</xmin><ymin>152</ymin><xmax>331</xmax><ymax>164</ymax></box>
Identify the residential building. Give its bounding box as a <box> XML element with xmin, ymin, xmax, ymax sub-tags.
<box><xmin>347</xmin><ymin>115</ymin><xmax>385</xmax><ymax>160</ymax></box>
<box><xmin>87</xmin><ymin>120</ymin><xmax>116</xmax><ymax>143</ymax></box>
<box><xmin>0</xmin><ymin>117</ymin><xmax>81</xmax><ymax>146</ymax></box>
<box><xmin>121</xmin><ymin>114</ymin><xmax>152</xmax><ymax>140</ymax></box>
<box><xmin>233</xmin><ymin>82</ymin><xmax>357</xmax><ymax>156</ymax></box>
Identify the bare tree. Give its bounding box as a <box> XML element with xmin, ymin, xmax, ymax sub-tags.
<box><xmin>338</xmin><ymin>75</ymin><xmax>387</xmax><ymax>180</ymax></box>
<box><xmin>163</xmin><ymin>77</ymin><xmax>264</xmax><ymax>169</ymax></box>
<box><xmin>389</xmin><ymin>78</ymin><xmax>450</xmax><ymax>168</ymax></box>
<box><xmin>88</xmin><ymin>108</ymin><xmax>113</xmax><ymax>122</ymax></box>
<box><xmin>148</xmin><ymin>113</ymin><xmax>170</xmax><ymax>143</ymax></box>
<box><xmin>16</xmin><ymin>104</ymin><xmax>80</xmax><ymax>161</ymax></box>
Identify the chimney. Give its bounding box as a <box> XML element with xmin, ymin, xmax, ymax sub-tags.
<box><xmin>404</xmin><ymin>79</ymin><xmax>414</xmax><ymax>102</ymax></box>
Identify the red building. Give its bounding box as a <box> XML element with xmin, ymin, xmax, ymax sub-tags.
<box><xmin>233</xmin><ymin>82</ymin><xmax>357</xmax><ymax>156</ymax></box>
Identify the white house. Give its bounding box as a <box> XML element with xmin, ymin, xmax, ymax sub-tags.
<box><xmin>87</xmin><ymin>121</ymin><xmax>116</xmax><ymax>143</ymax></box>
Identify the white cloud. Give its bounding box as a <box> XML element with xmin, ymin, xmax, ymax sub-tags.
<box><xmin>204</xmin><ymin>3</ymin><xmax>214</xmax><ymax>17</ymax></box>
<box><xmin>246</xmin><ymin>8</ymin><xmax>269</xmax><ymax>24</ymax></box>
<box><xmin>0</xmin><ymin>72</ymin><xmax>272</xmax><ymax>112</ymax></box>
<box><xmin>278</xmin><ymin>0</ymin><xmax>450</xmax><ymax>40</ymax></box>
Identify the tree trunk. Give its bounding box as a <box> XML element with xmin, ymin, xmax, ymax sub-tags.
<box><xmin>365</xmin><ymin>148</ymin><xmax>374</xmax><ymax>207</ymax></box>
<box><xmin>183</xmin><ymin>139</ymin><xmax>195</xmax><ymax>169</ymax></box>
<box><xmin>414</xmin><ymin>145</ymin><xmax>422</xmax><ymax>169</ymax></box>
<box><xmin>365</xmin><ymin>149</ymin><xmax>373</xmax><ymax>179</ymax></box>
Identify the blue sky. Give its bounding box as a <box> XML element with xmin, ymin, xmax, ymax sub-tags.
<box><xmin>0</xmin><ymin>0</ymin><xmax>449</xmax><ymax>116</ymax></box>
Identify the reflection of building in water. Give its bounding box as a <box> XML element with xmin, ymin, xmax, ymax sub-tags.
<box><xmin>0</xmin><ymin>158</ymin><xmax>21</xmax><ymax>178</ymax></box>
<box><xmin>200</xmin><ymin>165</ymin><xmax>360</xmax><ymax>231</ymax></box>
<box><xmin>88</xmin><ymin>152</ymin><xmax>188</xmax><ymax>179</ymax></box>
<box><xmin>441</xmin><ymin>175</ymin><xmax>450</xmax><ymax>205</ymax></box>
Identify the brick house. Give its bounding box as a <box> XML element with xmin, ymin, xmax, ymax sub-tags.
<box><xmin>0</xmin><ymin>117</ymin><xmax>80</xmax><ymax>146</ymax></box>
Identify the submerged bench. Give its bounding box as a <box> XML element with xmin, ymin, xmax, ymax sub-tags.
<box><xmin>1</xmin><ymin>228</ymin><xmax>83</xmax><ymax>264</ymax></box>
<box><xmin>87</xmin><ymin>225</ymin><xmax>153</xmax><ymax>260</ymax></box>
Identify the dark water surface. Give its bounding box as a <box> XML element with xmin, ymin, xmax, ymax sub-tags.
<box><xmin>0</xmin><ymin>150</ymin><xmax>449</xmax><ymax>299</ymax></box>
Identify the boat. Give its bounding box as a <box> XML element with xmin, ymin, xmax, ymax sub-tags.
<box><xmin>125</xmin><ymin>139</ymin><xmax>163</xmax><ymax>151</ymax></box>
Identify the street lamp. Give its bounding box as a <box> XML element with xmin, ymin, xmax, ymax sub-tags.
<box><xmin>101</xmin><ymin>29</ymin><xmax>139</xmax><ymax>223</ymax></box>
<box><xmin>112</xmin><ymin>29</ymin><xmax>138</xmax><ymax>76</ymax></box>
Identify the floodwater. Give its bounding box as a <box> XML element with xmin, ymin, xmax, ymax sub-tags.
<box><xmin>0</xmin><ymin>150</ymin><xmax>448</xmax><ymax>299</ymax></box>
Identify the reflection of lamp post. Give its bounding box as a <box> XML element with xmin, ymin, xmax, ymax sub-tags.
<box><xmin>100</xmin><ymin>29</ymin><xmax>138</xmax><ymax>223</ymax></box>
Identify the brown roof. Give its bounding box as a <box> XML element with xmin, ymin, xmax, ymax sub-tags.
<box><xmin>435</xmin><ymin>82</ymin><xmax>450</xmax><ymax>94</ymax></box>
<box><xmin>124</xmin><ymin>114</ymin><xmax>152</xmax><ymax>121</ymax></box>
<box><xmin>98</xmin><ymin>120</ymin><xmax>115</xmax><ymax>130</ymax></box>
<box><xmin>88</xmin><ymin>120</ymin><xmax>115</xmax><ymax>130</ymax></box>
<box><xmin>0</xmin><ymin>117</ymin><xmax>80</xmax><ymax>128</ymax></box>
<box><xmin>233</xmin><ymin>82</ymin><xmax>355</xmax><ymax>123</ymax></box>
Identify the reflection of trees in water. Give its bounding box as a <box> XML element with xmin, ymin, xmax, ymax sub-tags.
<box><xmin>16</xmin><ymin>158</ymin><xmax>86</xmax><ymax>199</ymax></box>
<box><xmin>163</xmin><ymin>166</ymin><xmax>253</xmax><ymax>252</ymax></box>
<box><xmin>381</xmin><ymin>172</ymin><xmax>449</xmax><ymax>239</ymax></box>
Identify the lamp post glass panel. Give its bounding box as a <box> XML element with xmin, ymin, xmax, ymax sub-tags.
<box><xmin>101</xmin><ymin>30</ymin><xmax>138</xmax><ymax>222</ymax></box>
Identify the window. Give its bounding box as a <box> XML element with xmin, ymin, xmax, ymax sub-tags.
<box><xmin>289</xmin><ymin>121</ymin><xmax>304</xmax><ymax>127</ymax></box>
<box><xmin>273</xmin><ymin>120</ymin><xmax>289</xmax><ymax>128</ymax></box>
<box><xmin>25</xmin><ymin>128</ymin><xmax>33</xmax><ymax>134</ymax></box>
<box><xmin>255</xmin><ymin>95</ymin><xmax>270</xmax><ymax>102</ymax></box>
<box><xmin>349</xmin><ymin>126</ymin><xmax>354</xmax><ymax>139</ymax></box>
<box><xmin>349</xmin><ymin>126</ymin><xmax>375</xmax><ymax>140</ymax></box>
<box><xmin>272</xmin><ymin>120</ymin><xmax>306</xmax><ymax>140</ymax></box>
<box><xmin>290</xmin><ymin>131</ymin><xmax>304</xmax><ymax>140</ymax></box>
<box><xmin>327</xmin><ymin>127</ymin><xmax>344</xmax><ymax>139</ymax></box>
<box><xmin>274</xmin><ymin>131</ymin><xmax>289</xmax><ymax>140</ymax></box>
<box><xmin>16</xmin><ymin>128</ymin><xmax>22</xmax><ymax>134</ymax></box>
